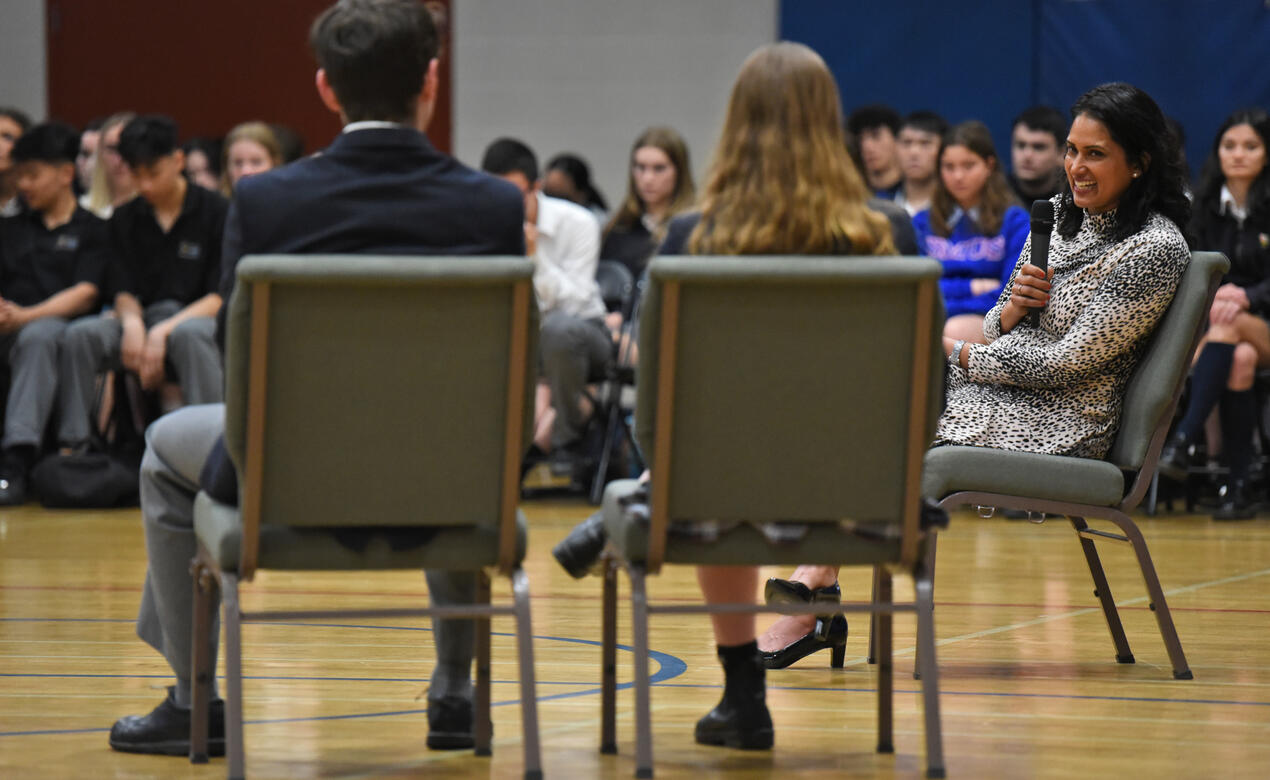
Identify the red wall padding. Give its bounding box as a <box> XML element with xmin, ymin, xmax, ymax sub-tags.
<box><xmin>47</xmin><ymin>0</ymin><xmax>453</xmax><ymax>154</ymax></box>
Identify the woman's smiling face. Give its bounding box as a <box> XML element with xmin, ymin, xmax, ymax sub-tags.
<box><xmin>1064</xmin><ymin>113</ymin><xmax>1139</xmax><ymax>214</ymax></box>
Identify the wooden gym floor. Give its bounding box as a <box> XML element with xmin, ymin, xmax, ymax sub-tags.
<box><xmin>2</xmin><ymin>496</ymin><xmax>1268</xmax><ymax>779</ymax></box>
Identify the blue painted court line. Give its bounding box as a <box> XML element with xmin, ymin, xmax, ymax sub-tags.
<box><xmin>0</xmin><ymin>617</ymin><xmax>688</xmax><ymax>739</ymax></box>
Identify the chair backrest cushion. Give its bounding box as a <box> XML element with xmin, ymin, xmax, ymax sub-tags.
<box><xmin>224</xmin><ymin>255</ymin><xmax>537</xmax><ymax>528</ymax></box>
<box><xmin>636</xmin><ymin>255</ymin><xmax>944</xmax><ymax>524</ymax></box>
<box><xmin>1106</xmin><ymin>251</ymin><xmax>1229</xmax><ymax>471</ymax></box>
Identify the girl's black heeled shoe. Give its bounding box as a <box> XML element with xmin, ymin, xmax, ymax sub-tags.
<box><xmin>761</xmin><ymin>578</ymin><xmax>848</xmax><ymax>669</ymax></box>
<box><xmin>761</xmin><ymin>613</ymin><xmax>848</xmax><ymax>669</ymax></box>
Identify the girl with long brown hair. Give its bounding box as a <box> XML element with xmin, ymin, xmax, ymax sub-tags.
<box><xmin>553</xmin><ymin>40</ymin><xmax>897</xmax><ymax>750</ymax></box>
<box><xmin>913</xmin><ymin>120</ymin><xmax>1029</xmax><ymax>343</ymax></box>
<box><xmin>599</xmin><ymin>126</ymin><xmax>696</xmax><ymax>276</ymax></box>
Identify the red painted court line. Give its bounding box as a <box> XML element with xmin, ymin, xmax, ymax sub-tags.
<box><xmin>3</xmin><ymin>584</ymin><xmax>1269</xmax><ymax>614</ymax></box>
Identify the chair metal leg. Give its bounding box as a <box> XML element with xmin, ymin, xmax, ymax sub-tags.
<box><xmin>867</xmin><ymin>566</ymin><xmax>880</xmax><ymax>665</ymax></box>
<box><xmin>628</xmin><ymin>567</ymin><xmax>654</xmax><ymax>779</ymax></box>
<box><xmin>189</xmin><ymin>560</ymin><xmax>217</xmax><ymax>764</ymax></box>
<box><xmin>913</xmin><ymin>532</ymin><xmax>938</xmax><ymax>680</ymax></box>
<box><xmin>914</xmin><ymin>569</ymin><xmax>946</xmax><ymax>779</ymax></box>
<box><xmin>221</xmin><ymin>573</ymin><xmax>246</xmax><ymax>780</ymax></box>
<box><xmin>1068</xmin><ymin>517</ymin><xmax>1134</xmax><ymax>663</ymax></box>
<box><xmin>475</xmin><ymin>571</ymin><xmax>493</xmax><ymax>757</ymax></box>
<box><xmin>1105</xmin><ymin>514</ymin><xmax>1193</xmax><ymax>679</ymax></box>
<box><xmin>590</xmin><ymin>394</ymin><xmax>624</xmax><ymax>505</ymax></box>
<box><xmin>511</xmin><ymin>567</ymin><xmax>544</xmax><ymax>780</ymax></box>
<box><xmin>600</xmin><ymin>561</ymin><xmax>619</xmax><ymax>754</ymax></box>
<box><xmin>875</xmin><ymin>569</ymin><xmax>894</xmax><ymax>754</ymax></box>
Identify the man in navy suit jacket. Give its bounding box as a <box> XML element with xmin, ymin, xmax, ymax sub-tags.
<box><xmin>109</xmin><ymin>0</ymin><xmax>525</xmax><ymax>758</ymax></box>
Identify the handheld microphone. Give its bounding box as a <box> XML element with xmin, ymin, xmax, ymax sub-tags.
<box><xmin>1027</xmin><ymin>199</ymin><xmax>1054</xmax><ymax>328</ymax></box>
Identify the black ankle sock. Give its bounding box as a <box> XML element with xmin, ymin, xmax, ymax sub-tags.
<box><xmin>1220</xmin><ymin>389</ymin><xmax>1256</xmax><ymax>480</ymax></box>
<box><xmin>1177</xmin><ymin>343</ymin><xmax>1236</xmax><ymax>439</ymax></box>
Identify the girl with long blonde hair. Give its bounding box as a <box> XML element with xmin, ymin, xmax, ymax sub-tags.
<box><xmin>599</xmin><ymin>126</ymin><xmax>696</xmax><ymax>276</ymax></box>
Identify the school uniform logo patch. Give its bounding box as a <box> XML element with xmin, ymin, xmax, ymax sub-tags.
<box><xmin>178</xmin><ymin>241</ymin><xmax>203</xmax><ymax>260</ymax></box>
<box><xmin>54</xmin><ymin>234</ymin><xmax>80</xmax><ymax>252</ymax></box>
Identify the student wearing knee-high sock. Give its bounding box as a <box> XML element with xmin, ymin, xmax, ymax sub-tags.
<box><xmin>1161</xmin><ymin>109</ymin><xmax>1270</xmax><ymax>519</ymax></box>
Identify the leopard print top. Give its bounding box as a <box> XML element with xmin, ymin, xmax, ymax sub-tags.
<box><xmin>934</xmin><ymin>203</ymin><xmax>1190</xmax><ymax>458</ymax></box>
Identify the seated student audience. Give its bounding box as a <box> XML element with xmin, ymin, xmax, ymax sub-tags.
<box><xmin>1</xmin><ymin>107</ymin><xmax>33</xmax><ymax>217</ymax></box>
<box><xmin>913</xmin><ymin>120</ymin><xmax>1028</xmax><ymax>343</ymax></box>
<box><xmin>894</xmin><ymin>110</ymin><xmax>948</xmax><ymax>216</ymax></box>
<box><xmin>1008</xmin><ymin>105</ymin><xmax>1067</xmax><ymax>204</ymax></box>
<box><xmin>58</xmin><ymin>115</ymin><xmax>227</xmax><ymax>453</ymax></box>
<box><xmin>0</xmin><ymin>122</ymin><xmax>109</xmax><ymax>504</ymax></box>
<box><xmin>543</xmin><ymin>153</ymin><xmax>608</xmax><ymax>222</ymax></box>
<box><xmin>76</xmin><ymin>118</ymin><xmax>104</xmax><ymax>196</ymax></box>
<box><xmin>220</xmin><ymin>121</ymin><xmax>283</xmax><ymax>196</ymax></box>
<box><xmin>481</xmin><ymin>138</ymin><xmax>610</xmax><ymax>473</ymax></box>
<box><xmin>182</xmin><ymin>137</ymin><xmax>222</xmax><ymax>192</ymax></box>
<box><xmin>600</xmin><ymin>126</ymin><xmax>695</xmax><ymax>277</ymax></box>
<box><xmin>1160</xmin><ymin>108</ymin><xmax>1270</xmax><ymax>519</ymax></box>
<box><xmin>847</xmin><ymin>104</ymin><xmax>903</xmax><ymax>199</ymax></box>
<box><xmin>761</xmin><ymin>82</ymin><xmax>1192</xmax><ymax>667</ymax></box>
<box><xmin>556</xmin><ymin>41</ymin><xmax>896</xmax><ymax>748</ymax></box>
<box><xmin>83</xmin><ymin>112</ymin><xmax>138</xmax><ymax>219</ymax></box>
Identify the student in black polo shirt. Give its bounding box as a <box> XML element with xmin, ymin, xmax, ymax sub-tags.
<box><xmin>0</xmin><ymin>122</ymin><xmax>109</xmax><ymax>503</ymax></box>
<box><xmin>58</xmin><ymin>116</ymin><xmax>226</xmax><ymax>452</ymax></box>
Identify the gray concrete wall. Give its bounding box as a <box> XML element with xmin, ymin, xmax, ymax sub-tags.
<box><xmin>453</xmin><ymin>0</ymin><xmax>778</xmax><ymax>214</ymax></box>
<box><xmin>0</xmin><ymin>0</ymin><xmax>48</xmax><ymax>120</ymax></box>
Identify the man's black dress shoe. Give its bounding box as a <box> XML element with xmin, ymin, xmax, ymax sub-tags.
<box><xmin>427</xmin><ymin>695</ymin><xmax>476</xmax><ymax>750</ymax></box>
<box><xmin>108</xmin><ymin>686</ymin><xmax>225</xmax><ymax>756</ymax></box>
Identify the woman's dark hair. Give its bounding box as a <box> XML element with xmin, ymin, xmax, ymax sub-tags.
<box><xmin>1194</xmin><ymin>108</ymin><xmax>1270</xmax><ymax>226</ymax></box>
<box><xmin>545</xmin><ymin>153</ymin><xmax>607</xmax><ymax>212</ymax></box>
<box><xmin>1057</xmin><ymin>82</ymin><xmax>1191</xmax><ymax>243</ymax></box>
<box><xmin>929</xmin><ymin>120</ymin><xmax>1017</xmax><ymax>238</ymax></box>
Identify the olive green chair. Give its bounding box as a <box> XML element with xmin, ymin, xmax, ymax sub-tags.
<box><xmin>187</xmin><ymin>255</ymin><xmax>543</xmax><ymax>780</ymax></box>
<box><xmin>597</xmin><ymin>256</ymin><xmax>948</xmax><ymax>778</ymax></box>
<box><xmin>916</xmin><ymin>251</ymin><xmax>1229</xmax><ymax>681</ymax></box>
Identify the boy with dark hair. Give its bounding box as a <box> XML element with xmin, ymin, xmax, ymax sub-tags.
<box><xmin>108</xmin><ymin>0</ymin><xmax>524</xmax><ymax>759</ymax></box>
<box><xmin>895</xmin><ymin>110</ymin><xmax>948</xmax><ymax>217</ymax></box>
<box><xmin>847</xmin><ymin>104</ymin><xmax>903</xmax><ymax>198</ymax></box>
<box><xmin>0</xmin><ymin>107</ymin><xmax>33</xmax><ymax>217</ymax></box>
<box><xmin>0</xmin><ymin>122</ymin><xmax>109</xmax><ymax>503</ymax></box>
<box><xmin>58</xmin><ymin>115</ymin><xmax>227</xmax><ymax>453</ymax></box>
<box><xmin>1009</xmin><ymin>104</ymin><xmax>1067</xmax><ymax>203</ymax></box>
<box><xmin>481</xmin><ymin>137</ymin><xmax>608</xmax><ymax>473</ymax></box>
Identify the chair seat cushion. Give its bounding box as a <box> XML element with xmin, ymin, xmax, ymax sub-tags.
<box><xmin>194</xmin><ymin>492</ymin><xmax>527</xmax><ymax>573</ymax></box>
<box><xmin>601</xmin><ymin>480</ymin><xmax>905</xmax><ymax>568</ymax></box>
<box><xmin>922</xmin><ymin>445</ymin><xmax>1125</xmax><ymax>508</ymax></box>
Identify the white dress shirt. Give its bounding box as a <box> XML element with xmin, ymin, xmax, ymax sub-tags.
<box><xmin>533</xmin><ymin>192</ymin><xmax>605</xmax><ymax>320</ymax></box>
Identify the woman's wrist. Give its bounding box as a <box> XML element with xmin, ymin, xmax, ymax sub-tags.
<box><xmin>951</xmin><ymin>339</ymin><xmax>967</xmax><ymax>370</ymax></box>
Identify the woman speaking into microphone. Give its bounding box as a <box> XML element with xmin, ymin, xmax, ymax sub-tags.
<box><xmin>757</xmin><ymin>82</ymin><xmax>1193</xmax><ymax>670</ymax></box>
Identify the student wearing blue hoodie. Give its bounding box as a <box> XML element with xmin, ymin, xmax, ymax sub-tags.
<box><xmin>913</xmin><ymin>121</ymin><xmax>1029</xmax><ymax>342</ymax></box>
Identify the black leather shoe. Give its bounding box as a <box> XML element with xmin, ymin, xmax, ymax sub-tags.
<box><xmin>761</xmin><ymin>613</ymin><xmax>849</xmax><ymax>669</ymax></box>
<box><xmin>426</xmin><ymin>695</ymin><xmax>476</xmax><ymax>750</ymax></box>
<box><xmin>694</xmin><ymin>647</ymin><xmax>773</xmax><ymax>750</ymax></box>
<box><xmin>552</xmin><ymin>511</ymin><xmax>608</xmax><ymax>579</ymax></box>
<box><xmin>763</xmin><ymin>578</ymin><xmax>840</xmax><ymax>606</ymax></box>
<box><xmin>1213</xmin><ymin>478</ymin><xmax>1261</xmax><ymax>521</ymax></box>
<box><xmin>0</xmin><ymin>462</ymin><xmax>26</xmax><ymax>506</ymax></box>
<box><xmin>108</xmin><ymin>686</ymin><xmax>225</xmax><ymax>756</ymax></box>
<box><xmin>1158</xmin><ymin>433</ymin><xmax>1195</xmax><ymax>481</ymax></box>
